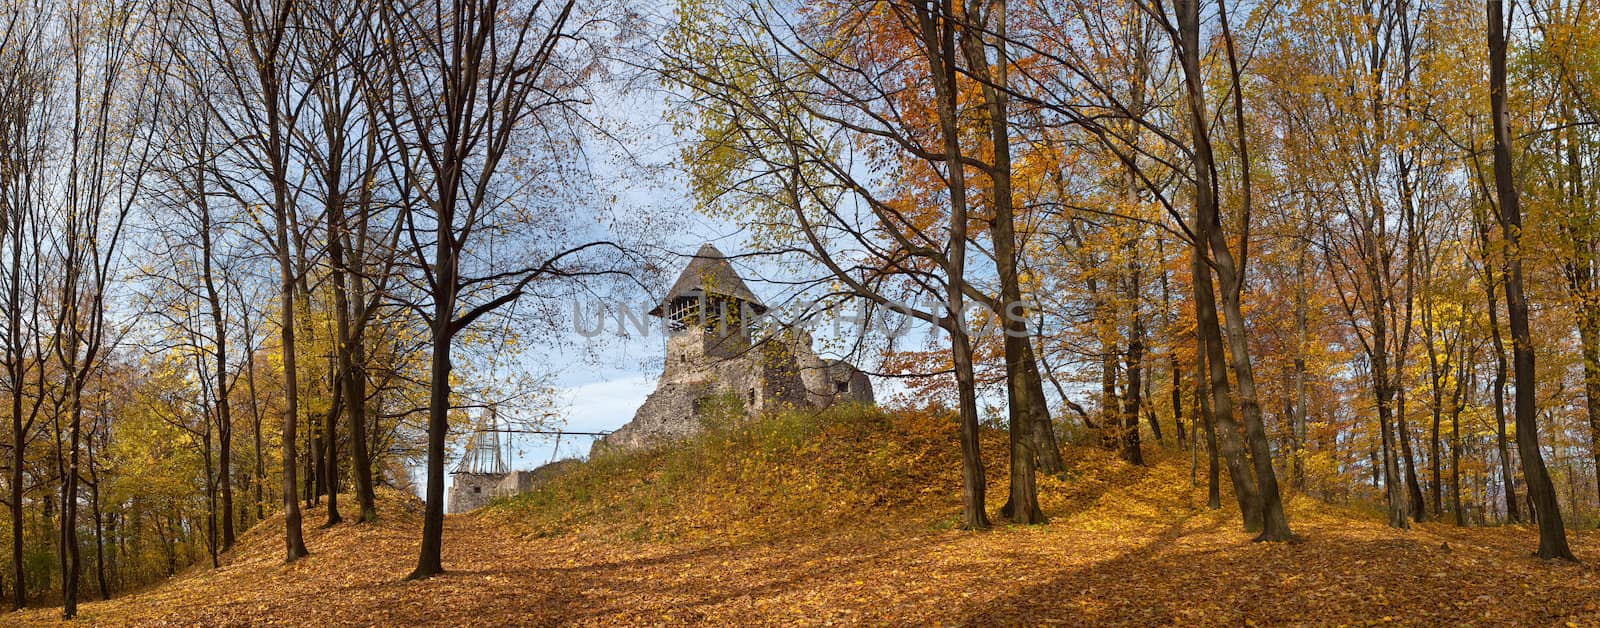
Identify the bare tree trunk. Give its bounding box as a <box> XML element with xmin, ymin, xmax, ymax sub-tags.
<box><xmin>1177</xmin><ymin>0</ymin><xmax>1263</xmax><ymax>533</ymax></box>
<box><xmin>1213</xmin><ymin>0</ymin><xmax>1292</xmax><ymax>542</ymax></box>
<box><xmin>197</xmin><ymin>185</ymin><xmax>235</xmax><ymax>551</ymax></box>
<box><xmin>1452</xmin><ymin>348</ymin><xmax>1469</xmax><ymax>526</ymax></box>
<box><xmin>1197</xmin><ymin>301</ymin><xmax>1220</xmax><ymax>510</ymax></box>
<box><xmin>246</xmin><ymin>340</ymin><xmax>265</xmax><ymax>523</ymax></box>
<box><xmin>1488</xmin><ymin>0</ymin><xmax>1573</xmax><ymax>560</ymax></box>
<box><xmin>1558</xmin><ymin>107</ymin><xmax>1600</xmax><ymax>511</ymax></box>
<box><xmin>1122</xmin><ymin>293</ymin><xmax>1146</xmax><ymax>466</ymax></box>
<box><xmin>1291</xmin><ymin>249</ymin><xmax>1309</xmax><ymax>491</ymax></box>
<box><xmin>1192</xmin><ymin>235</ymin><xmax>1258</xmax><ymax>527</ymax></box>
<box><xmin>959</xmin><ymin>0</ymin><xmax>1043</xmax><ymax>523</ymax></box>
<box><xmin>1480</xmin><ymin>216</ymin><xmax>1521</xmax><ymax>523</ymax></box>
<box><xmin>92</xmin><ymin>479</ymin><xmax>107</xmax><ymax>600</ymax></box>
<box><xmin>922</xmin><ymin>0</ymin><xmax>990</xmax><ymax>529</ymax></box>
<box><xmin>346</xmin><ymin>129</ymin><xmax>380</xmax><ymax>522</ymax></box>
<box><xmin>1397</xmin><ymin>392</ymin><xmax>1426</xmax><ymax>521</ymax></box>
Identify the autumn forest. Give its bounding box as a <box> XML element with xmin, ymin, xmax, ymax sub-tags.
<box><xmin>2</xmin><ymin>0</ymin><xmax>1600</xmax><ymax>624</ymax></box>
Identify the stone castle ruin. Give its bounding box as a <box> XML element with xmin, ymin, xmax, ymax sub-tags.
<box><xmin>448</xmin><ymin>244</ymin><xmax>873</xmax><ymax>513</ymax></box>
<box><xmin>592</xmin><ymin>243</ymin><xmax>873</xmax><ymax>453</ymax></box>
<box><xmin>447</xmin><ymin>413</ymin><xmax>581</xmax><ymax>514</ymax></box>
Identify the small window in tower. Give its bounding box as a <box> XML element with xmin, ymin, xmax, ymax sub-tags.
<box><xmin>473</xmin><ymin>486</ymin><xmax>481</xmax><ymax>494</ymax></box>
<box><xmin>836</xmin><ymin>381</ymin><xmax>849</xmax><ymax>393</ymax></box>
<box><xmin>748</xmin><ymin>388</ymin><xmax>756</xmax><ymax>405</ymax></box>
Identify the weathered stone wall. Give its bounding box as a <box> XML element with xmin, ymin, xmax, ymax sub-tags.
<box><xmin>788</xmin><ymin>331</ymin><xmax>837</xmax><ymax>408</ymax></box>
<box><xmin>447</xmin><ymin>472</ymin><xmax>504</xmax><ymax>514</ymax></box>
<box><xmin>446</xmin><ymin>459</ymin><xmax>584</xmax><ymax>514</ymax></box>
<box><xmin>593</xmin><ymin>380</ymin><xmax>717</xmax><ymax>452</ymax></box>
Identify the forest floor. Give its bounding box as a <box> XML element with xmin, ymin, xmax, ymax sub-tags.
<box><xmin>11</xmin><ymin>409</ymin><xmax>1600</xmax><ymax>626</ymax></box>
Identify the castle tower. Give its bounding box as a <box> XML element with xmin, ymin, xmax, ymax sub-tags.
<box><xmin>592</xmin><ymin>243</ymin><xmax>873</xmax><ymax>456</ymax></box>
<box><xmin>650</xmin><ymin>243</ymin><xmax>768</xmax><ymax>362</ymax></box>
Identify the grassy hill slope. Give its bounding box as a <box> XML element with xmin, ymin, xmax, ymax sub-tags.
<box><xmin>12</xmin><ymin>405</ymin><xmax>1600</xmax><ymax>625</ymax></box>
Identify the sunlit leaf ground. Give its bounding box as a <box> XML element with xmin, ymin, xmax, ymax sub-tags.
<box><xmin>11</xmin><ymin>410</ymin><xmax>1600</xmax><ymax>626</ymax></box>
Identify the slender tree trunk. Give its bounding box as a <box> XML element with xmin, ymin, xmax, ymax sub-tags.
<box><xmin>202</xmin><ymin>423</ymin><xmax>217</xmax><ymax>570</ymax></box>
<box><xmin>1122</xmin><ymin>304</ymin><xmax>1146</xmax><ymax>466</ymax></box>
<box><xmin>1482</xmin><ymin>221</ymin><xmax>1521</xmax><ymax>522</ymax></box>
<box><xmin>92</xmin><ymin>479</ymin><xmax>107</xmax><ymax>600</ymax></box>
<box><xmin>1560</xmin><ymin>108</ymin><xmax>1600</xmax><ymax>510</ymax></box>
<box><xmin>1193</xmin><ymin>237</ymin><xmax>1257</xmax><ymax>527</ymax></box>
<box><xmin>347</xmin><ymin>157</ymin><xmax>379</xmax><ymax>522</ymax></box>
<box><xmin>322</xmin><ymin>384</ymin><xmax>342</xmax><ymax>526</ymax></box>
<box><xmin>246</xmin><ymin>346</ymin><xmax>265</xmax><ymax>523</ymax></box>
<box><xmin>1197</xmin><ymin>311</ymin><xmax>1220</xmax><ymax>509</ymax></box>
<box><xmin>1452</xmin><ymin>350</ymin><xmax>1469</xmax><ymax>526</ymax></box>
<box><xmin>6</xmin><ymin>212</ymin><xmax>28</xmax><ymax>611</ymax></box>
<box><xmin>199</xmin><ymin>197</ymin><xmax>235</xmax><ymax>551</ymax></box>
<box><xmin>1094</xmin><ymin>278</ymin><xmax>1120</xmax><ymax>451</ymax></box>
<box><xmin>61</xmin><ymin>380</ymin><xmax>85</xmax><ymax>618</ymax></box>
<box><xmin>952</xmin><ymin>326</ymin><xmax>990</xmax><ymax>530</ymax></box>
<box><xmin>1142</xmin><ymin>358</ymin><xmax>1161</xmax><ymax>444</ymax></box>
<box><xmin>1580</xmin><ymin>303</ymin><xmax>1600</xmax><ymax>508</ymax></box>
<box><xmin>1397</xmin><ymin>392</ymin><xmax>1426</xmax><ymax>521</ymax></box>
<box><xmin>961</xmin><ymin>0</ymin><xmax>1042</xmax><ymax>523</ymax></box>
<box><xmin>1021</xmin><ymin>350</ymin><xmax>1065</xmax><ymax>474</ymax></box>
<box><xmin>273</xmin><ymin>161</ymin><xmax>308</xmax><ymax>563</ymax></box>
<box><xmin>1425</xmin><ymin>292</ymin><xmax>1445</xmax><ymax>517</ymax></box>
<box><xmin>1172</xmin><ymin>355</ymin><xmax>1185</xmax><ymax>444</ymax></box>
<box><xmin>347</xmin><ymin>281</ymin><xmax>377</xmax><ymax>522</ymax></box>
<box><xmin>928</xmin><ymin>0</ymin><xmax>989</xmax><ymax>530</ymax></box>
<box><xmin>1214</xmin><ymin>0</ymin><xmax>1292</xmax><ymax>542</ymax></box>
<box><xmin>1488</xmin><ymin>0</ymin><xmax>1574</xmax><ymax>560</ymax></box>
<box><xmin>1291</xmin><ymin>248</ymin><xmax>1310</xmax><ymax>491</ymax></box>
<box><xmin>410</xmin><ymin>239</ymin><xmax>456</xmax><ymax>579</ymax></box>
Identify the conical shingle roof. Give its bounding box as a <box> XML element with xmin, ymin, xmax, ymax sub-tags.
<box><xmin>648</xmin><ymin>243</ymin><xmax>767</xmax><ymax>316</ymax></box>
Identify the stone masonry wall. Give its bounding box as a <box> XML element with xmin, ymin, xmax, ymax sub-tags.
<box><xmin>448</xmin><ymin>472</ymin><xmax>504</xmax><ymax>514</ymax></box>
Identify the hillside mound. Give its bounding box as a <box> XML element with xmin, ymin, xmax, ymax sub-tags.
<box><xmin>9</xmin><ymin>405</ymin><xmax>1600</xmax><ymax>625</ymax></box>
